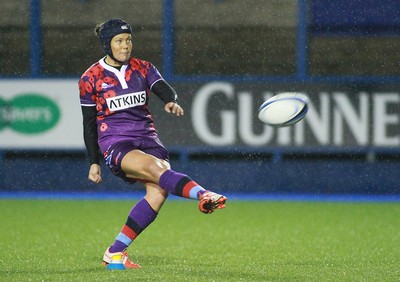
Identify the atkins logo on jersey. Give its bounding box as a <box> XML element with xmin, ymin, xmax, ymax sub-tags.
<box><xmin>106</xmin><ymin>91</ymin><xmax>146</xmax><ymax>111</ymax></box>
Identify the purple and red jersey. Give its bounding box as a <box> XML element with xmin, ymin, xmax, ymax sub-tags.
<box><xmin>79</xmin><ymin>57</ymin><xmax>164</xmax><ymax>153</ymax></box>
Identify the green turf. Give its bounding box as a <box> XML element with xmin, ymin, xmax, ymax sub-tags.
<box><xmin>0</xmin><ymin>199</ymin><xmax>399</xmax><ymax>281</ymax></box>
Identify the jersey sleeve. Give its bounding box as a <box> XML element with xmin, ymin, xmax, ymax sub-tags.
<box><xmin>79</xmin><ymin>66</ymin><xmax>100</xmax><ymax>165</ymax></box>
<box><xmin>78</xmin><ymin>71</ymin><xmax>97</xmax><ymax>106</ymax></box>
<box><xmin>146</xmin><ymin>63</ymin><xmax>165</xmax><ymax>90</ymax></box>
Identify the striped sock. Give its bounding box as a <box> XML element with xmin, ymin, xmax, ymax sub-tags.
<box><xmin>109</xmin><ymin>198</ymin><xmax>157</xmax><ymax>253</ymax></box>
<box><xmin>159</xmin><ymin>169</ymin><xmax>206</xmax><ymax>199</ymax></box>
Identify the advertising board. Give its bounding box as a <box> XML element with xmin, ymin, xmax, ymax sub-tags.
<box><xmin>1</xmin><ymin>79</ymin><xmax>399</xmax><ymax>149</ymax></box>
<box><xmin>157</xmin><ymin>82</ymin><xmax>400</xmax><ymax>147</ymax></box>
<box><xmin>0</xmin><ymin>79</ymin><xmax>83</xmax><ymax>149</ymax></box>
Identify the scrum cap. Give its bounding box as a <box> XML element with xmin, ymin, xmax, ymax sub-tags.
<box><xmin>98</xmin><ymin>18</ymin><xmax>132</xmax><ymax>57</ymax></box>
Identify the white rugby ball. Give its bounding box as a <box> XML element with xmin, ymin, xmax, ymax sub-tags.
<box><xmin>258</xmin><ymin>93</ymin><xmax>309</xmax><ymax>126</ymax></box>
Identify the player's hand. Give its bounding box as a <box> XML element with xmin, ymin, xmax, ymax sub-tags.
<box><xmin>164</xmin><ymin>102</ymin><xmax>184</xmax><ymax>116</ymax></box>
<box><xmin>88</xmin><ymin>163</ymin><xmax>102</xmax><ymax>184</ymax></box>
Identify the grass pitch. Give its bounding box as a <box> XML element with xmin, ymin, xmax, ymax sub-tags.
<box><xmin>0</xmin><ymin>199</ymin><xmax>399</xmax><ymax>281</ymax></box>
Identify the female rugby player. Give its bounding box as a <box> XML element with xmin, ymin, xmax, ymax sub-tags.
<box><xmin>78</xmin><ymin>18</ymin><xmax>227</xmax><ymax>269</ymax></box>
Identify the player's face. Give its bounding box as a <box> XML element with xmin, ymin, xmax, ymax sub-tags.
<box><xmin>110</xmin><ymin>33</ymin><xmax>133</xmax><ymax>64</ymax></box>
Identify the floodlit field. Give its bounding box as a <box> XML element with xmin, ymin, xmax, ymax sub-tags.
<box><xmin>0</xmin><ymin>199</ymin><xmax>399</xmax><ymax>281</ymax></box>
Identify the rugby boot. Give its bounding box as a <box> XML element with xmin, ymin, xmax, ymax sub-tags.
<box><xmin>198</xmin><ymin>191</ymin><xmax>227</xmax><ymax>214</ymax></box>
<box><xmin>102</xmin><ymin>247</ymin><xmax>141</xmax><ymax>269</ymax></box>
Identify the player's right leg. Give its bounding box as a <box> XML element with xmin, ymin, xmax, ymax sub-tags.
<box><xmin>103</xmin><ymin>183</ymin><xmax>167</xmax><ymax>269</ymax></box>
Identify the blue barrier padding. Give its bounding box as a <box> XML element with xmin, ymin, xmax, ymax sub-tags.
<box><xmin>0</xmin><ymin>191</ymin><xmax>399</xmax><ymax>202</ymax></box>
<box><xmin>1</xmin><ymin>148</ymin><xmax>400</xmax><ymax>196</ymax></box>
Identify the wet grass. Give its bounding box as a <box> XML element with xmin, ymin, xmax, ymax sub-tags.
<box><xmin>0</xmin><ymin>199</ymin><xmax>399</xmax><ymax>281</ymax></box>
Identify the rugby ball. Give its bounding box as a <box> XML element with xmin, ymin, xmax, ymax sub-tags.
<box><xmin>258</xmin><ymin>93</ymin><xmax>309</xmax><ymax>126</ymax></box>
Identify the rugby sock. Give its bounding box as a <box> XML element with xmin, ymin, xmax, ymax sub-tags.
<box><xmin>159</xmin><ymin>169</ymin><xmax>206</xmax><ymax>200</ymax></box>
<box><xmin>109</xmin><ymin>198</ymin><xmax>157</xmax><ymax>253</ymax></box>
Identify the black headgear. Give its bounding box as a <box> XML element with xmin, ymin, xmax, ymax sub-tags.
<box><xmin>98</xmin><ymin>18</ymin><xmax>132</xmax><ymax>58</ymax></box>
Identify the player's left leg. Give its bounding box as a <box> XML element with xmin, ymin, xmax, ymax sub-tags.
<box><xmin>158</xmin><ymin>169</ymin><xmax>227</xmax><ymax>213</ymax></box>
<box><xmin>121</xmin><ymin>150</ymin><xmax>227</xmax><ymax>210</ymax></box>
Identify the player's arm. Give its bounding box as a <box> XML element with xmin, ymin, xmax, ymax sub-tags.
<box><xmin>151</xmin><ymin>80</ymin><xmax>184</xmax><ymax>116</ymax></box>
<box><xmin>81</xmin><ymin>105</ymin><xmax>102</xmax><ymax>183</ymax></box>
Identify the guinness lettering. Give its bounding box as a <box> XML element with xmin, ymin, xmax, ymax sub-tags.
<box><xmin>106</xmin><ymin>91</ymin><xmax>146</xmax><ymax>111</ymax></box>
<box><xmin>191</xmin><ymin>82</ymin><xmax>400</xmax><ymax>147</ymax></box>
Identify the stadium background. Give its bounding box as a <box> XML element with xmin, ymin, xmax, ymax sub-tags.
<box><xmin>1</xmin><ymin>0</ymin><xmax>400</xmax><ymax>196</ymax></box>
